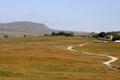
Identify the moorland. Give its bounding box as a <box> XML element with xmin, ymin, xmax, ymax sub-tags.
<box><xmin>0</xmin><ymin>36</ymin><xmax>120</xmax><ymax>80</ymax></box>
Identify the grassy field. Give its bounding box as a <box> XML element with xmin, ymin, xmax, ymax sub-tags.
<box><xmin>0</xmin><ymin>36</ymin><xmax>120</xmax><ymax>80</ymax></box>
<box><xmin>74</xmin><ymin>42</ymin><xmax>120</xmax><ymax>65</ymax></box>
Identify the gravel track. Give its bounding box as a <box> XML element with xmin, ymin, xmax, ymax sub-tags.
<box><xmin>67</xmin><ymin>43</ymin><xmax>120</xmax><ymax>71</ymax></box>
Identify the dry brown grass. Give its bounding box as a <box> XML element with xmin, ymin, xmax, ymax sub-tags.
<box><xmin>0</xmin><ymin>36</ymin><xmax>119</xmax><ymax>80</ymax></box>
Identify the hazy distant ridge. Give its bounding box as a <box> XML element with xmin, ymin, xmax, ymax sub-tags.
<box><xmin>0</xmin><ymin>21</ymin><xmax>53</xmax><ymax>36</ymax></box>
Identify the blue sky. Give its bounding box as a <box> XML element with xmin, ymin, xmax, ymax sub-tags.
<box><xmin>0</xmin><ymin>0</ymin><xmax>120</xmax><ymax>32</ymax></box>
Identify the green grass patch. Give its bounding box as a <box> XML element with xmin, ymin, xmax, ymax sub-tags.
<box><xmin>0</xmin><ymin>70</ymin><xmax>23</xmax><ymax>77</ymax></box>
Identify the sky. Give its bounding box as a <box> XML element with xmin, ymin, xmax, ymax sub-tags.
<box><xmin>0</xmin><ymin>0</ymin><xmax>120</xmax><ymax>32</ymax></box>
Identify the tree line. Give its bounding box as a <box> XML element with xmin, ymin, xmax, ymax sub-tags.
<box><xmin>44</xmin><ymin>31</ymin><xmax>74</xmax><ymax>37</ymax></box>
<box><xmin>51</xmin><ymin>31</ymin><xmax>74</xmax><ymax>37</ymax></box>
<box><xmin>91</xmin><ymin>31</ymin><xmax>120</xmax><ymax>41</ymax></box>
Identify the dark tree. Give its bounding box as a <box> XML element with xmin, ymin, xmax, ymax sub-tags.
<box><xmin>3</xmin><ymin>35</ymin><xmax>9</xmax><ymax>38</ymax></box>
<box><xmin>51</xmin><ymin>32</ymin><xmax>55</xmax><ymax>36</ymax></box>
<box><xmin>98</xmin><ymin>32</ymin><xmax>106</xmax><ymax>38</ymax></box>
<box><xmin>112</xmin><ymin>35</ymin><xmax>120</xmax><ymax>41</ymax></box>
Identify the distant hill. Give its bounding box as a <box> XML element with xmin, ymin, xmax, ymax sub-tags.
<box><xmin>0</xmin><ymin>21</ymin><xmax>89</xmax><ymax>37</ymax></box>
<box><xmin>0</xmin><ymin>21</ymin><xmax>53</xmax><ymax>36</ymax></box>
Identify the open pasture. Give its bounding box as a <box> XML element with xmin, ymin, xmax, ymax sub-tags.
<box><xmin>0</xmin><ymin>36</ymin><xmax>119</xmax><ymax>80</ymax></box>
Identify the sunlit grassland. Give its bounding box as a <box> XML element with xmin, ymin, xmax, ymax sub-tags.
<box><xmin>0</xmin><ymin>36</ymin><xmax>120</xmax><ymax>80</ymax></box>
<box><xmin>74</xmin><ymin>42</ymin><xmax>120</xmax><ymax>65</ymax></box>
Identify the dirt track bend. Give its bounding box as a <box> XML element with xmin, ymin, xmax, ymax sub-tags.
<box><xmin>67</xmin><ymin>43</ymin><xmax>120</xmax><ymax>71</ymax></box>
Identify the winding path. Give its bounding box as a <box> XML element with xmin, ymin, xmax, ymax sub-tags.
<box><xmin>67</xmin><ymin>43</ymin><xmax>120</xmax><ymax>71</ymax></box>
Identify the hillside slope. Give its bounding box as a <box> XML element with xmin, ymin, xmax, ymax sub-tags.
<box><xmin>0</xmin><ymin>21</ymin><xmax>53</xmax><ymax>36</ymax></box>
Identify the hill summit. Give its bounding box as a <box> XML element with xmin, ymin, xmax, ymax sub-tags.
<box><xmin>0</xmin><ymin>21</ymin><xmax>53</xmax><ymax>36</ymax></box>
